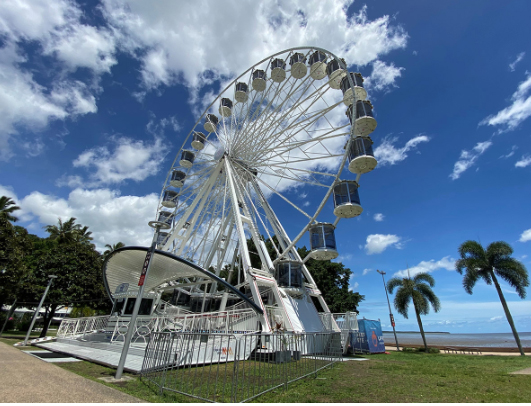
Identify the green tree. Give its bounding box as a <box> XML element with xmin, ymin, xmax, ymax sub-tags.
<box><xmin>0</xmin><ymin>196</ymin><xmax>20</xmax><ymax>223</ymax></box>
<box><xmin>45</xmin><ymin>217</ymin><xmax>81</xmax><ymax>244</ymax></box>
<box><xmin>387</xmin><ymin>272</ymin><xmax>441</xmax><ymax>351</ymax></box>
<box><xmin>246</xmin><ymin>237</ymin><xmax>364</xmax><ymax>312</ymax></box>
<box><xmin>103</xmin><ymin>242</ymin><xmax>125</xmax><ymax>259</ymax></box>
<box><xmin>298</xmin><ymin>246</ymin><xmax>364</xmax><ymax>313</ymax></box>
<box><xmin>456</xmin><ymin>240</ymin><xmax>529</xmax><ymax>356</ymax></box>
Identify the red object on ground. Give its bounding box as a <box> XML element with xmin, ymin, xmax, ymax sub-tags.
<box><xmin>384</xmin><ymin>352</ymin><xmax>390</xmax><ymax>354</ymax></box>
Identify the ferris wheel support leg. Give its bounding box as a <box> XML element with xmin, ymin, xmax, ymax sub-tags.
<box><xmin>224</xmin><ymin>158</ymin><xmax>271</xmax><ymax>332</ymax></box>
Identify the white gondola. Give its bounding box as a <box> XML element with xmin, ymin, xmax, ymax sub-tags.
<box><xmin>340</xmin><ymin>72</ymin><xmax>367</xmax><ymax>106</ymax></box>
<box><xmin>309</xmin><ymin>51</ymin><xmax>327</xmax><ymax>80</ymax></box>
<box><xmin>204</xmin><ymin>114</ymin><xmax>218</xmax><ymax>133</ymax></box>
<box><xmin>346</xmin><ymin>101</ymin><xmax>377</xmax><ymax>137</ymax></box>
<box><xmin>148</xmin><ymin>210</ymin><xmax>174</xmax><ymax>229</ymax></box>
<box><xmin>252</xmin><ymin>70</ymin><xmax>267</xmax><ymax>92</ymax></box>
<box><xmin>333</xmin><ymin>181</ymin><xmax>363</xmax><ymax>218</ymax></box>
<box><xmin>235</xmin><ymin>82</ymin><xmax>249</xmax><ymax>103</ymax></box>
<box><xmin>347</xmin><ymin>136</ymin><xmax>377</xmax><ymax>174</ymax></box>
<box><xmin>219</xmin><ymin>98</ymin><xmax>233</xmax><ymax>117</ymax></box>
<box><xmin>289</xmin><ymin>53</ymin><xmax>307</xmax><ymax>79</ymax></box>
<box><xmin>271</xmin><ymin>58</ymin><xmax>286</xmax><ymax>82</ymax></box>
<box><xmin>191</xmin><ymin>132</ymin><xmax>206</xmax><ymax>150</ymax></box>
<box><xmin>180</xmin><ymin>150</ymin><xmax>195</xmax><ymax>168</ymax></box>
<box><xmin>161</xmin><ymin>190</ymin><xmax>178</xmax><ymax>208</ymax></box>
<box><xmin>326</xmin><ymin>58</ymin><xmax>347</xmax><ymax>89</ymax></box>
<box><xmin>157</xmin><ymin>231</ymin><xmax>169</xmax><ymax>246</ymax></box>
<box><xmin>170</xmin><ymin>170</ymin><xmax>186</xmax><ymax>188</ymax></box>
<box><xmin>308</xmin><ymin>223</ymin><xmax>338</xmax><ymax>260</ymax></box>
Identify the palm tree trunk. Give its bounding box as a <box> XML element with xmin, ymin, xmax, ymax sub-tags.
<box><xmin>412</xmin><ymin>298</ymin><xmax>428</xmax><ymax>351</ymax></box>
<box><xmin>491</xmin><ymin>271</ymin><xmax>525</xmax><ymax>356</ymax></box>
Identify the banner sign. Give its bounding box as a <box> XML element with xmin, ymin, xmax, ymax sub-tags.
<box><xmin>350</xmin><ymin>319</ymin><xmax>385</xmax><ymax>354</ymax></box>
<box><xmin>138</xmin><ymin>251</ymin><xmax>152</xmax><ymax>286</ymax></box>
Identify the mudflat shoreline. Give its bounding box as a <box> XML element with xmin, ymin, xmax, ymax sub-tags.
<box><xmin>396</xmin><ymin>343</ymin><xmax>530</xmax><ymax>353</ymax></box>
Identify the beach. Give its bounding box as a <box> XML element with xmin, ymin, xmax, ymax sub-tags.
<box><xmin>382</xmin><ymin>331</ymin><xmax>531</xmax><ymax>353</ymax></box>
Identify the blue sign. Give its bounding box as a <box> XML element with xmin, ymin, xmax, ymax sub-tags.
<box><xmin>350</xmin><ymin>319</ymin><xmax>385</xmax><ymax>353</ymax></box>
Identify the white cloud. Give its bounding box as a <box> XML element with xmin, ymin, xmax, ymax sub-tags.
<box><xmin>489</xmin><ymin>316</ymin><xmax>503</xmax><ymax>322</ymax></box>
<box><xmin>19</xmin><ymin>188</ymin><xmax>159</xmax><ymax>251</ymax></box>
<box><xmin>101</xmin><ymin>1</ymin><xmax>408</xmax><ymax>93</ymax></box>
<box><xmin>362</xmin><ymin>268</ymin><xmax>372</xmax><ymax>275</ymax></box>
<box><xmin>374</xmin><ymin>135</ymin><xmax>429</xmax><ymax>166</ymax></box>
<box><xmin>499</xmin><ymin>145</ymin><xmax>518</xmax><ymax>159</ymax></box>
<box><xmin>515</xmin><ymin>155</ymin><xmax>531</xmax><ymax>168</ymax></box>
<box><xmin>0</xmin><ymin>0</ymin><xmax>113</xmax><ymax>160</ymax></box>
<box><xmin>449</xmin><ymin>140</ymin><xmax>492</xmax><ymax>180</ymax></box>
<box><xmin>364</xmin><ymin>234</ymin><xmax>401</xmax><ymax>255</ymax></box>
<box><xmin>349</xmin><ymin>282</ymin><xmax>359</xmax><ymax>291</ymax></box>
<box><xmin>365</xmin><ymin>60</ymin><xmax>404</xmax><ymax>92</ymax></box>
<box><xmin>509</xmin><ymin>52</ymin><xmax>525</xmax><ymax>72</ymax></box>
<box><xmin>393</xmin><ymin>255</ymin><xmax>455</xmax><ymax>278</ymax></box>
<box><xmin>480</xmin><ymin>73</ymin><xmax>531</xmax><ymax>132</ymax></box>
<box><xmin>62</xmin><ymin>136</ymin><xmax>169</xmax><ymax>187</ymax></box>
<box><xmin>520</xmin><ymin>228</ymin><xmax>531</xmax><ymax>243</ymax></box>
<box><xmin>373</xmin><ymin>213</ymin><xmax>384</xmax><ymax>221</ymax></box>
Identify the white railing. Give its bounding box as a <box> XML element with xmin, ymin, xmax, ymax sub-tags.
<box><xmin>57</xmin><ymin>315</ymin><xmax>110</xmax><ymax>338</ymax></box>
<box><xmin>111</xmin><ymin>308</ymin><xmax>260</xmax><ymax>345</ymax></box>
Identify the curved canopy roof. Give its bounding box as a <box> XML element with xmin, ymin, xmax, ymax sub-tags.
<box><xmin>103</xmin><ymin>246</ymin><xmax>262</xmax><ymax>314</ymax></box>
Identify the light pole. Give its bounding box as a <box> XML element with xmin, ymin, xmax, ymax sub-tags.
<box><xmin>114</xmin><ymin>226</ymin><xmax>160</xmax><ymax>379</ymax></box>
<box><xmin>24</xmin><ymin>275</ymin><xmax>57</xmax><ymax>346</ymax></box>
<box><xmin>377</xmin><ymin>270</ymin><xmax>400</xmax><ymax>351</ymax></box>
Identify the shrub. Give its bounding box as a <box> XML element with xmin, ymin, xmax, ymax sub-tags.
<box><xmin>16</xmin><ymin>313</ymin><xmax>33</xmax><ymax>331</ymax></box>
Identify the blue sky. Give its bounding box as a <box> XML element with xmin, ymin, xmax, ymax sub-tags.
<box><xmin>1</xmin><ymin>0</ymin><xmax>530</xmax><ymax>334</ymax></box>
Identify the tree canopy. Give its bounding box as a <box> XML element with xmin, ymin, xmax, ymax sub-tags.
<box><xmin>387</xmin><ymin>272</ymin><xmax>440</xmax><ymax>350</ymax></box>
<box><xmin>0</xmin><ymin>201</ymin><xmax>111</xmax><ymax>337</ymax></box>
<box><xmin>456</xmin><ymin>240</ymin><xmax>529</xmax><ymax>356</ymax></box>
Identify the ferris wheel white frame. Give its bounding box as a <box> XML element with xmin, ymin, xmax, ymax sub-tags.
<box><xmin>150</xmin><ymin>46</ymin><xmax>377</xmax><ymax>333</ymax></box>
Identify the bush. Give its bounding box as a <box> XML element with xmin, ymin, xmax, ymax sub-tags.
<box><xmin>16</xmin><ymin>313</ymin><xmax>33</xmax><ymax>331</ymax></box>
<box><xmin>402</xmin><ymin>347</ymin><xmax>440</xmax><ymax>353</ymax></box>
<box><xmin>0</xmin><ymin>312</ymin><xmax>16</xmax><ymax>331</ymax></box>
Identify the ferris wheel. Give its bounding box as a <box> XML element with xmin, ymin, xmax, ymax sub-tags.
<box><xmin>149</xmin><ymin>46</ymin><xmax>378</xmax><ymax>333</ymax></box>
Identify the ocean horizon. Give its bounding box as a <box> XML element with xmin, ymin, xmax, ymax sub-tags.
<box><xmin>382</xmin><ymin>331</ymin><xmax>531</xmax><ymax>348</ymax></box>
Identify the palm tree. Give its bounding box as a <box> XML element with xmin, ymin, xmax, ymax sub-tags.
<box><xmin>456</xmin><ymin>240</ymin><xmax>529</xmax><ymax>356</ymax></box>
<box><xmin>45</xmin><ymin>217</ymin><xmax>80</xmax><ymax>244</ymax></box>
<box><xmin>75</xmin><ymin>225</ymin><xmax>94</xmax><ymax>245</ymax></box>
<box><xmin>387</xmin><ymin>272</ymin><xmax>441</xmax><ymax>351</ymax></box>
<box><xmin>103</xmin><ymin>242</ymin><xmax>125</xmax><ymax>259</ymax></box>
<box><xmin>0</xmin><ymin>196</ymin><xmax>20</xmax><ymax>223</ymax></box>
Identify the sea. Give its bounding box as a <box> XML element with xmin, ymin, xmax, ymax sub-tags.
<box><xmin>382</xmin><ymin>331</ymin><xmax>531</xmax><ymax>348</ymax></box>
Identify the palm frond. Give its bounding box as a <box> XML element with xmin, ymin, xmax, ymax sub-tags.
<box><xmin>462</xmin><ymin>268</ymin><xmax>480</xmax><ymax>294</ymax></box>
<box><xmin>416</xmin><ymin>284</ymin><xmax>441</xmax><ymax>313</ymax></box>
<box><xmin>495</xmin><ymin>259</ymin><xmax>529</xmax><ymax>299</ymax></box>
<box><xmin>458</xmin><ymin>240</ymin><xmax>485</xmax><ymax>260</ymax></box>
<box><xmin>486</xmin><ymin>241</ymin><xmax>513</xmax><ymax>264</ymax></box>
<box><xmin>414</xmin><ymin>272</ymin><xmax>435</xmax><ymax>287</ymax></box>
<box><xmin>394</xmin><ymin>288</ymin><xmax>411</xmax><ymax>319</ymax></box>
<box><xmin>412</xmin><ymin>291</ymin><xmax>430</xmax><ymax>315</ymax></box>
<box><xmin>387</xmin><ymin>277</ymin><xmax>404</xmax><ymax>294</ymax></box>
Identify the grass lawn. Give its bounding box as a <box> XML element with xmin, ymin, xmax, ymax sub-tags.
<box><xmin>3</xmin><ymin>338</ymin><xmax>530</xmax><ymax>403</ymax></box>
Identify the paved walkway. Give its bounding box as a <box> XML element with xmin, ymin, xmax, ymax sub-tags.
<box><xmin>0</xmin><ymin>342</ymin><xmax>142</xmax><ymax>403</ymax></box>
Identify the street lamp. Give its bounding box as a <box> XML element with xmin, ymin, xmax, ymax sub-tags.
<box><xmin>23</xmin><ymin>275</ymin><xmax>57</xmax><ymax>346</ymax></box>
<box><xmin>377</xmin><ymin>270</ymin><xmax>400</xmax><ymax>351</ymax></box>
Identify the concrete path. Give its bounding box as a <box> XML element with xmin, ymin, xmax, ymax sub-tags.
<box><xmin>0</xmin><ymin>342</ymin><xmax>142</xmax><ymax>403</ymax></box>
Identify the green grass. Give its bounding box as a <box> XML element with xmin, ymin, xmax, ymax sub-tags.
<box><xmin>0</xmin><ymin>329</ymin><xmax>57</xmax><ymax>338</ymax></box>
<box><xmin>255</xmin><ymin>352</ymin><xmax>531</xmax><ymax>403</ymax></box>
<box><xmin>3</xmin><ymin>338</ymin><xmax>531</xmax><ymax>403</ymax></box>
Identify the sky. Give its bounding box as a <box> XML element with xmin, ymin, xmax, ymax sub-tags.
<box><xmin>1</xmin><ymin>0</ymin><xmax>530</xmax><ymax>335</ymax></box>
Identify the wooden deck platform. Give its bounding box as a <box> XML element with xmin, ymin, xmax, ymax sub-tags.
<box><xmin>36</xmin><ymin>338</ymin><xmax>147</xmax><ymax>373</ymax></box>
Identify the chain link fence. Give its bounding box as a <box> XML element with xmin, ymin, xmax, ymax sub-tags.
<box><xmin>141</xmin><ymin>331</ymin><xmax>342</xmax><ymax>402</ymax></box>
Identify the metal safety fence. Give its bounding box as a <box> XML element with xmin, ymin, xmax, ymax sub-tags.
<box><xmin>141</xmin><ymin>331</ymin><xmax>342</xmax><ymax>403</ymax></box>
<box><xmin>56</xmin><ymin>315</ymin><xmax>110</xmax><ymax>338</ymax></box>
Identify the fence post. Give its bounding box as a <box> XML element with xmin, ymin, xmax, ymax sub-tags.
<box><xmin>158</xmin><ymin>333</ymin><xmax>173</xmax><ymax>395</ymax></box>
<box><xmin>314</xmin><ymin>333</ymin><xmax>318</xmax><ymax>378</ymax></box>
<box><xmin>231</xmin><ymin>337</ymin><xmax>240</xmax><ymax>403</ymax></box>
